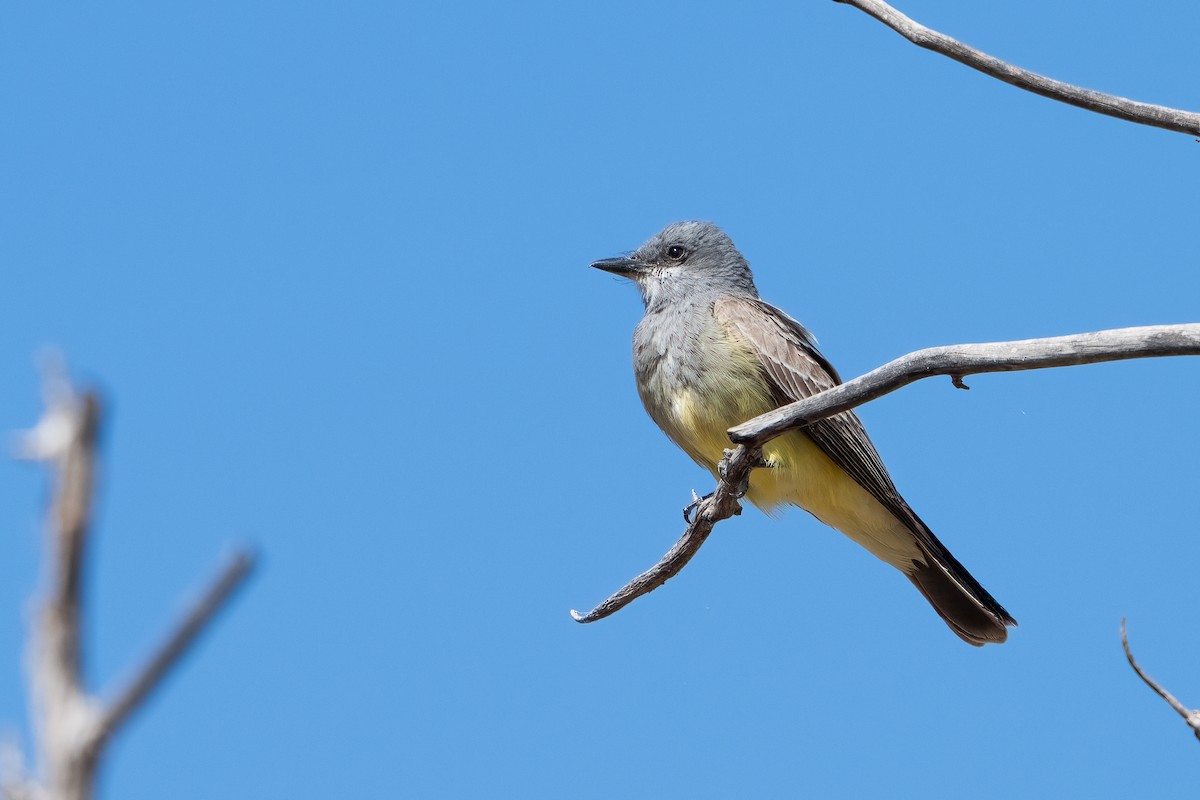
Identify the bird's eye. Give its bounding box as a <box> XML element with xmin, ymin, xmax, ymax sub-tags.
<box><xmin>666</xmin><ymin>245</ymin><xmax>687</xmax><ymax>261</ymax></box>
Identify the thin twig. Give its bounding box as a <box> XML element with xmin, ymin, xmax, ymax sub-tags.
<box><xmin>88</xmin><ymin>550</ymin><xmax>256</xmax><ymax>760</ymax></box>
<box><xmin>1120</xmin><ymin>619</ymin><xmax>1200</xmax><ymax>741</ymax></box>
<box><xmin>572</xmin><ymin>447</ymin><xmax>760</xmax><ymax>623</ymax></box>
<box><xmin>835</xmin><ymin>0</ymin><xmax>1200</xmax><ymax>137</ymax></box>
<box><xmin>573</xmin><ymin>324</ymin><xmax>1200</xmax><ymax>623</ymax></box>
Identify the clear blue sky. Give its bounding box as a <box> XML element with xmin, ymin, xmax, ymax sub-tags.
<box><xmin>1</xmin><ymin>1</ymin><xmax>1198</xmax><ymax>797</ymax></box>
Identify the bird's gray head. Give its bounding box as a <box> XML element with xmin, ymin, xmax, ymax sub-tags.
<box><xmin>591</xmin><ymin>221</ymin><xmax>758</xmax><ymax>311</ymax></box>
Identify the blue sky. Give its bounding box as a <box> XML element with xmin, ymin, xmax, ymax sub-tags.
<box><xmin>1</xmin><ymin>1</ymin><xmax>1198</xmax><ymax>797</ymax></box>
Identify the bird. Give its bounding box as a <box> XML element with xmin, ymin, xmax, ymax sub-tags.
<box><xmin>591</xmin><ymin>221</ymin><xmax>1015</xmax><ymax>646</ymax></box>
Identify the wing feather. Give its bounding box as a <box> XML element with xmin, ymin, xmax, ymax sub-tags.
<box><xmin>712</xmin><ymin>296</ymin><xmax>910</xmax><ymax>522</ymax></box>
<box><xmin>712</xmin><ymin>295</ymin><xmax>1015</xmax><ymax>642</ymax></box>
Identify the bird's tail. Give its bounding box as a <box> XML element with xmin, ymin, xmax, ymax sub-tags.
<box><xmin>905</xmin><ymin>532</ymin><xmax>1016</xmax><ymax>646</ymax></box>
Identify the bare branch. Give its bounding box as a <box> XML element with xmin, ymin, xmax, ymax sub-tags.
<box><xmin>49</xmin><ymin>393</ymin><xmax>99</xmax><ymax>630</ymax></box>
<box><xmin>12</xmin><ymin>356</ymin><xmax>257</xmax><ymax>800</ymax></box>
<box><xmin>1120</xmin><ymin>619</ymin><xmax>1200</xmax><ymax>741</ymax></box>
<box><xmin>573</xmin><ymin>324</ymin><xmax>1200</xmax><ymax>622</ymax></box>
<box><xmin>730</xmin><ymin>324</ymin><xmax>1200</xmax><ymax>446</ymax></box>
<box><xmin>571</xmin><ymin>447</ymin><xmax>761</xmax><ymax>623</ymax></box>
<box><xmin>88</xmin><ymin>550</ymin><xmax>256</xmax><ymax>760</ymax></box>
<box><xmin>835</xmin><ymin>0</ymin><xmax>1200</xmax><ymax>137</ymax></box>
<box><xmin>20</xmin><ymin>363</ymin><xmax>103</xmax><ymax>800</ymax></box>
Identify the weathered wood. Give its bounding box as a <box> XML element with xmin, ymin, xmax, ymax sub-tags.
<box><xmin>731</xmin><ymin>324</ymin><xmax>1200</xmax><ymax>445</ymax></box>
<box><xmin>34</xmin><ymin>390</ymin><xmax>101</xmax><ymax>800</ymax></box>
<box><xmin>1121</xmin><ymin>619</ymin><xmax>1200</xmax><ymax>741</ymax></box>
<box><xmin>835</xmin><ymin>0</ymin><xmax>1200</xmax><ymax>137</ymax></box>
<box><xmin>11</xmin><ymin>358</ymin><xmax>255</xmax><ymax>800</ymax></box>
<box><xmin>571</xmin><ymin>447</ymin><xmax>760</xmax><ymax>624</ymax></box>
<box><xmin>90</xmin><ymin>551</ymin><xmax>256</xmax><ymax>763</ymax></box>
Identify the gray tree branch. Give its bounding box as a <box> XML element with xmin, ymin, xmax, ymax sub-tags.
<box><xmin>571</xmin><ymin>324</ymin><xmax>1200</xmax><ymax>624</ymax></box>
<box><xmin>835</xmin><ymin>0</ymin><xmax>1200</xmax><ymax>138</ymax></box>
<box><xmin>1121</xmin><ymin>619</ymin><xmax>1200</xmax><ymax>741</ymax></box>
<box><xmin>88</xmin><ymin>550</ymin><xmax>256</xmax><ymax>766</ymax></box>
<box><xmin>10</xmin><ymin>356</ymin><xmax>256</xmax><ymax>800</ymax></box>
<box><xmin>570</xmin><ymin>447</ymin><xmax>761</xmax><ymax>624</ymax></box>
<box><xmin>31</xmin><ymin>386</ymin><xmax>100</xmax><ymax>800</ymax></box>
<box><xmin>730</xmin><ymin>324</ymin><xmax>1200</xmax><ymax>446</ymax></box>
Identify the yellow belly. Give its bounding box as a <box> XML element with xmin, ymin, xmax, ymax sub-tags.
<box><xmin>665</xmin><ymin>388</ymin><xmax>922</xmax><ymax>569</ymax></box>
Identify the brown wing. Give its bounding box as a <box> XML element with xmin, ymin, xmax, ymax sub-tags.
<box><xmin>712</xmin><ymin>296</ymin><xmax>910</xmax><ymax>521</ymax></box>
<box><xmin>713</xmin><ymin>295</ymin><xmax>1015</xmax><ymax>644</ymax></box>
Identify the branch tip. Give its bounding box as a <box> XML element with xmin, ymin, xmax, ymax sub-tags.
<box><xmin>91</xmin><ymin>548</ymin><xmax>256</xmax><ymax>757</ymax></box>
<box><xmin>837</xmin><ymin>0</ymin><xmax>1200</xmax><ymax>137</ymax></box>
<box><xmin>1120</xmin><ymin>618</ymin><xmax>1200</xmax><ymax>740</ymax></box>
<box><xmin>573</xmin><ymin>446</ymin><xmax>763</xmax><ymax>624</ymax></box>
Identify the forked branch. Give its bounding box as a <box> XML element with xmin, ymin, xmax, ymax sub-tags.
<box><xmin>572</xmin><ymin>324</ymin><xmax>1200</xmax><ymax>623</ymax></box>
<box><xmin>835</xmin><ymin>0</ymin><xmax>1200</xmax><ymax>137</ymax></box>
<box><xmin>9</xmin><ymin>356</ymin><xmax>256</xmax><ymax>800</ymax></box>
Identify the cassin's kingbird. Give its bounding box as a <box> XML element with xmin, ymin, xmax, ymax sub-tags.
<box><xmin>592</xmin><ymin>221</ymin><xmax>1015</xmax><ymax>646</ymax></box>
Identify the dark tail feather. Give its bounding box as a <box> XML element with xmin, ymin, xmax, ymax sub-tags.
<box><xmin>906</xmin><ymin>543</ymin><xmax>1016</xmax><ymax>647</ymax></box>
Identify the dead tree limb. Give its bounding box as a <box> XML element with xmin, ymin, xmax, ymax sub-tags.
<box><xmin>834</xmin><ymin>0</ymin><xmax>1200</xmax><ymax>138</ymax></box>
<box><xmin>572</xmin><ymin>324</ymin><xmax>1200</xmax><ymax>624</ymax></box>
<box><xmin>89</xmin><ymin>551</ymin><xmax>255</xmax><ymax>766</ymax></box>
<box><xmin>1121</xmin><ymin>619</ymin><xmax>1200</xmax><ymax>741</ymax></box>
<box><xmin>570</xmin><ymin>447</ymin><xmax>761</xmax><ymax>623</ymax></box>
<box><xmin>8</xmin><ymin>355</ymin><xmax>256</xmax><ymax>800</ymax></box>
<box><xmin>730</xmin><ymin>324</ymin><xmax>1200</xmax><ymax>446</ymax></box>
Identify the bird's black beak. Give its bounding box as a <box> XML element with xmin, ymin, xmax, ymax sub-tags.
<box><xmin>590</xmin><ymin>255</ymin><xmax>642</xmax><ymax>277</ymax></box>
